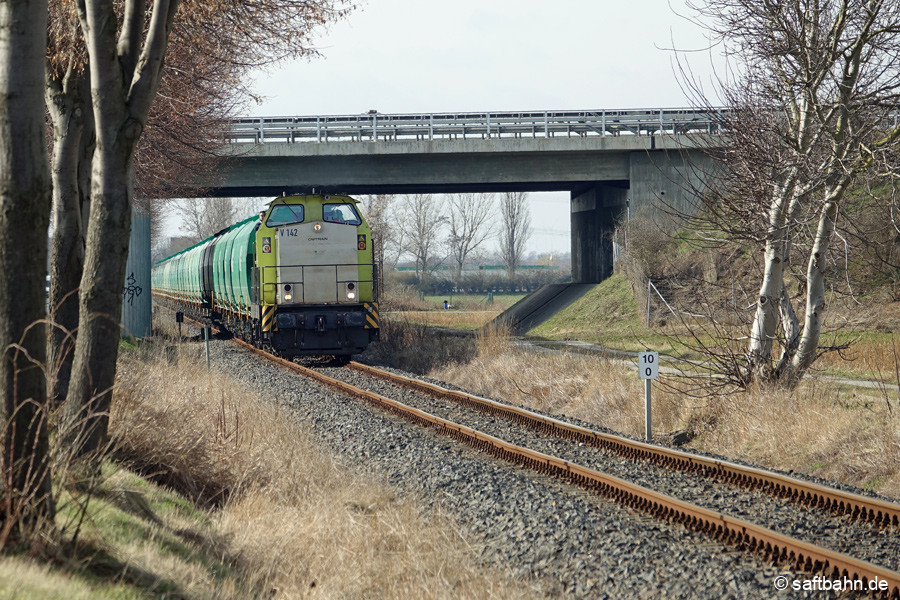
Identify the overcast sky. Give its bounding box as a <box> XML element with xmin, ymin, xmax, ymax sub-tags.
<box><xmin>248</xmin><ymin>0</ymin><xmax>717</xmax><ymax>116</ymax></box>
<box><xmin>171</xmin><ymin>1</ymin><xmax>721</xmax><ymax>255</ymax></box>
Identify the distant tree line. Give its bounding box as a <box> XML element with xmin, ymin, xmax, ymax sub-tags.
<box><xmin>358</xmin><ymin>191</ymin><xmax>543</xmax><ymax>288</ymax></box>
<box><xmin>393</xmin><ymin>267</ymin><xmax>566</xmax><ymax>296</ymax></box>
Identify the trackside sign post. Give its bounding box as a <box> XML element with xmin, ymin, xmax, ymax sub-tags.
<box><xmin>638</xmin><ymin>351</ymin><xmax>659</xmax><ymax>440</ymax></box>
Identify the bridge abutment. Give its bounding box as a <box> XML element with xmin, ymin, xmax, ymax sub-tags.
<box><xmin>570</xmin><ymin>184</ymin><xmax>627</xmax><ymax>283</ymax></box>
<box><xmin>570</xmin><ymin>149</ymin><xmax>707</xmax><ymax>284</ymax></box>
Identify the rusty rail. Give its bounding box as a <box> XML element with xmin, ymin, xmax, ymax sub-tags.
<box><xmin>348</xmin><ymin>361</ymin><xmax>900</xmax><ymax>530</ymax></box>
<box><xmin>226</xmin><ymin>342</ymin><xmax>899</xmax><ymax>598</ymax></box>
<box><xmin>155</xmin><ymin>304</ymin><xmax>900</xmax><ymax>596</ymax></box>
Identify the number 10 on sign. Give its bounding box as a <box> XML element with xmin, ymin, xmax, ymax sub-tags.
<box><xmin>638</xmin><ymin>352</ymin><xmax>658</xmax><ymax>440</ymax></box>
<box><xmin>639</xmin><ymin>352</ymin><xmax>659</xmax><ymax>380</ymax></box>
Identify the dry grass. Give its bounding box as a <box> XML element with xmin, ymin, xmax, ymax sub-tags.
<box><xmin>430</xmin><ymin>325</ymin><xmax>900</xmax><ymax>499</ymax></box>
<box><xmin>112</xmin><ymin>340</ymin><xmax>537</xmax><ymax>599</ymax></box>
<box><xmin>689</xmin><ymin>382</ymin><xmax>900</xmax><ymax>497</ymax></box>
<box><xmin>388</xmin><ymin>310</ymin><xmax>499</xmax><ymax>329</ymax></box>
<box><xmin>361</xmin><ymin>315</ymin><xmax>475</xmax><ymax>374</ymax></box>
<box><xmin>0</xmin><ymin>557</ymin><xmax>133</xmax><ymax>599</ymax></box>
<box><xmin>813</xmin><ymin>333</ymin><xmax>900</xmax><ymax>377</ymax></box>
<box><xmin>438</xmin><ymin>324</ymin><xmax>687</xmax><ymax>437</ymax></box>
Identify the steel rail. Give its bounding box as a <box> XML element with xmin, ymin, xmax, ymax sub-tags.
<box><xmin>229</xmin><ymin>341</ymin><xmax>899</xmax><ymax>598</ymax></box>
<box><xmin>347</xmin><ymin>361</ymin><xmax>900</xmax><ymax>530</ymax></box>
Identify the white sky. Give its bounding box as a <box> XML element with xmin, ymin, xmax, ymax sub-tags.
<box><xmin>169</xmin><ymin>1</ymin><xmax>720</xmax><ymax>255</ymax></box>
<box><xmin>247</xmin><ymin>0</ymin><xmax>716</xmax><ymax>115</ymax></box>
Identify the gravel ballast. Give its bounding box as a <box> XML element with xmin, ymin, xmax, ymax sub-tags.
<box><xmin>175</xmin><ymin>333</ymin><xmax>875</xmax><ymax>600</ymax></box>
<box><xmin>313</xmin><ymin>364</ymin><xmax>900</xmax><ymax>574</ymax></box>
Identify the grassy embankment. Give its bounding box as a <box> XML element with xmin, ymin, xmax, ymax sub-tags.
<box><xmin>1</xmin><ymin>332</ymin><xmax>538</xmax><ymax>599</ymax></box>
<box><xmin>530</xmin><ymin>272</ymin><xmax>900</xmax><ymax>375</ymax></box>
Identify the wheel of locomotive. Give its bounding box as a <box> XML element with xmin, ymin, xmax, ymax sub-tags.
<box><xmin>329</xmin><ymin>355</ymin><xmax>351</xmax><ymax>367</ymax></box>
<box><xmin>250</xmin><ymin>318</ymin><xmax>261</xmax><ymax>347</ymax></box>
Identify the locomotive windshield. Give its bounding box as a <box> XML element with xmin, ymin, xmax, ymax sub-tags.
<box><xmin>323</xmin><ymin>203</ymin><xmax>361</xmax><ymax>225</ymax></box>
<box><xmin>266</xmin><ymin>204</ymin><xmax>305</xmax><ymax>227</ymax></box>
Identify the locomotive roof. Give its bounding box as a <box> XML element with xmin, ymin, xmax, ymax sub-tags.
<box><xmin>154</xmin><ymin>194</ymin><xmax>360</xmax><ymax>266</ymax></box>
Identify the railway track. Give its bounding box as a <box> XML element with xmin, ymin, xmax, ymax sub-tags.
<box><xmin>225</xmin><ymin>337</ymin><xmax>900</xmax><ymax>598</ymax></box>
<box><xmin>346</xmin><ymin>362</ymin><xmax>900</xmax><ymax>529</ymax></box>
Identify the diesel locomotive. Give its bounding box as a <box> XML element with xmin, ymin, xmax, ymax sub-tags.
<box><xmin>152</xmin><ymin>194</ymin><xmax>379</xmax><ymax>358</ymax></box>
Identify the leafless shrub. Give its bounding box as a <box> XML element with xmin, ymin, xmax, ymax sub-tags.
<box><xmin>361</xmin><ymin>316</ymin><xmax>474</xmax><ymax>374</ymax></box>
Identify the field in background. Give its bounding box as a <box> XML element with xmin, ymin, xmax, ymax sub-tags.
<box><xmin>384</xmin><ymin>292</ymin><xmax>526</xmax><ymax>329</ymax></box>
<box><xmin>422</xmin><ymin>293</ymin><xmax>526</xmax><ymax>311</ymax></box>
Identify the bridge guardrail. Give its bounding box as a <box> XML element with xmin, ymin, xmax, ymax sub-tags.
<box><xmin>224</xmin><ymin>108</ymin><xmax>727</xmax><ymax>144</ymax></box>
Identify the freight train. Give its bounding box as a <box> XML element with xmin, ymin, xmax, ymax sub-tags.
<box><xmin>152</xmin><ymin>194</ymin><xmax>379</xmax><ymax>359</ymax></box>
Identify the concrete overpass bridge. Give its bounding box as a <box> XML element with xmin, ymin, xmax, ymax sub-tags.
<box><xmin>206</xmin><ymin>108</ymin><xmax>725</xmax><ymax>282</ymax></box>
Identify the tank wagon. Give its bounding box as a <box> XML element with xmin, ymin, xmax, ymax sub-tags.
<box><xmin>153</xmin><ymin>194</ymin><xmax>379</xmax><ymax>358</ymax></box>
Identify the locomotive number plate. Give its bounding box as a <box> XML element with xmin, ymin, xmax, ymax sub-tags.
<box><xmin>279</xmin><ymin>228</ymin><xmax>299</xmax><ymax>237</ymax></box>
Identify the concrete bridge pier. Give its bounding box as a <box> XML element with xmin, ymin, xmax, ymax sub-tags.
<box><xmin>570</xmin><ymin>183</ymin><xmax>628</xmax><ymax>283</ymax></box>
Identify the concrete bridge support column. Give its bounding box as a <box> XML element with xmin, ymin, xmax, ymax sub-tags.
<box><xmin>121</xmin><ymin>206</ymin><xmax>151</xmax><ymax>338</ymax></box>
<box><xmin>571</xmin><ymin>184</ymin><xmax>628</xmax><ymax>283</ymax></box>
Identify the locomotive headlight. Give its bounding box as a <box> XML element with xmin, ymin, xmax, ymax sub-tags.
<box><xmin>346</xmin><ymin>282</ymin><xmax>356</xmax><ymax>300</ymax></box>
<box><xmin>284</xmin><ymin>293</ymin><xmax>293</xmax><ymax>301</ymax></box>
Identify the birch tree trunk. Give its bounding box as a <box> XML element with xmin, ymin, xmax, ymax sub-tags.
<box><xmin>0</xmin><ymin>0</ymin><xmax>55</xmax><ymax>542</ymax></box>
<box><xmin>684</xmin><ymin>1</ymin><xmax>900</xmax><ymax>389</ymax></box>
<box><xmin>747</xmin><ymin>237</ymin><xmax>785</xmax><ymax>377</ymax></box>
<box><xmin>746</xmin><ymin>187</ymin><xmax>794</xmax><ymax>379</ymax></box>
<box><xmin>63</xmin><ymin>0</ymin><xmax>177</xmax><ymax>461</ymax></box>
<box><xmin>46</xmin><ymin>68</ymin><xmax>94</xmax><ymax>409</ymax></box>
<box><xmin>787</xmin><ymin>202</ymin><xmax>839</xmax><ymax>383</ymax></box>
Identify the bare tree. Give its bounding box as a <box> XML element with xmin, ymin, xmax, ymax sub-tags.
<box><xmin>358</xmin><ymin>195</ymin><xmax>395</xmax><ymax>297</ymax></box>
<box><xmin>0</xmin><ymin>0</ymin><xmax>55</xmax><ymax>542</ymax></box>
<box><xmin>173</xmin><ymin>197</ymin><xmax>238</xmax><ymax>242</ymax></box>
<box><xmin>53</xmin><ymin>0</ymin><xmax>354</xmax><ymax>461</ymax></box>
<box><xmin>46</xmin><ymin>0</ymin><xmax>93</xmax><ymax>409</ymax></box>
<box><xmin>447</xmin><ymin>193</ymin><xmax>494</xmax><ymax>281</ymax></box>
<box><xmin>400</xmin><ymin>194</ymin><xmax>446</xmax><ymax>278</ymax></box>
<box><xmin>61</xmin><ymin>0</ymin><xmax>181</xmax><ymax>462</ymax></box>
<box><xmin>45</xmin><ymin>0</ymin><xmax>247</xmax><ymax>407</ymax></box>
<box><xmin>687</xmin><ymin>0</ymin><xmax>900</xmax><ymax>388</ymax></box>
<box><xmin>500</xmin><ymin>191</ymin><xmax>532</xmax><ymax>277</ymax></box>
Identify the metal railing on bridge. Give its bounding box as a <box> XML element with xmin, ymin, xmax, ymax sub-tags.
<box><xmin>224</xmin><ymin>108</ymin><xmax>727</xmax><ymax>144</ymax></box>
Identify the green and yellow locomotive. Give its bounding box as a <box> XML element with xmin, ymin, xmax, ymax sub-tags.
<box><xmin>152</xmin><ymin>194</ymin><xmax>379</xmax><ymax>358</ymax></box>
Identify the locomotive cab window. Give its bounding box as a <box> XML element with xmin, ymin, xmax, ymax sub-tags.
<box><xmin>322</xmin><ymin>203</ymin><xmax>361</xmax><ymax>225</ymax></box>
<box><xmin>266</xmin><ymin>204</ymin><xmax>305</xmax><ymax>227</ymax></box>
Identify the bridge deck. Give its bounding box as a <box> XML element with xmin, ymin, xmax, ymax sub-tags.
<box><xmin>225</xmin><ymin>108</ymin><xmax>726</xmax><ymax>145</ymax></box>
